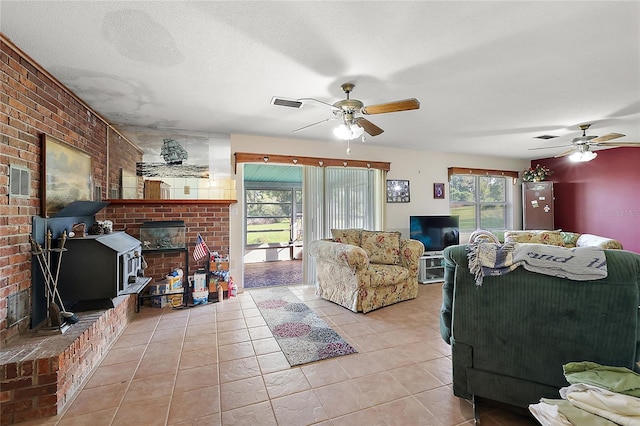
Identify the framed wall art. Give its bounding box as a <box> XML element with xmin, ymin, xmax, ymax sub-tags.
<box><xmin>434</xmin><ymin>182</ymin><xmax>445</xmax><ymax>199</ymax></box>
<box><xmin>386</xmin><ymin>179</ymin><xmax>410</xmax><ymax>203</ymax></box>
<box><xmin>42</xmin><ymin>134</ymin><xmax>93</xmax><ymax>217</ymax></box>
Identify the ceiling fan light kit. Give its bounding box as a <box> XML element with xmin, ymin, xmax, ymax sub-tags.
<box><xmin>569</xmin><ymin>150</ymin><xmax>597</xmax><ymax>162</ymax></box>
<box><xmin>333</xmin><ymin>122</ymin><xmax>364</xmax><ymax>141</ymax></box>
<box><xmin>273</xmin><ymin>83</ymin><xmax>420</xmax><ymax>153</ymax></box>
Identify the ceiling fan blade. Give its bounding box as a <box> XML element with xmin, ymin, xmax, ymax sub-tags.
<box><xmin>590</xmin><ymin>133</ymin><xmax>625</xmax><ymax>143</ymax></box>
<box><xmin>594</xmin><ymin>141</ymin><xmax>640</xmax><ymax>147</ymax></box>
<box><xmin>355</xmin><ymin>118</ymin><xmax>384</xmax><ymax>136</ymax></box>
<box><xmin>292</xmin><ymin>117</ymin><xmax>337</xmax><ymax>133</ymax></box>
<box><xmin>528</xmin><ymin>144</ymin><xmax>572</xmax><ymax>151</ymax></box>
<box><xmin>296</xmin><ymin>97</ymin><xmax>341</xmax><ymax>111</ymax></box>
<box><xmin>554</xmin><ymin>147</ymin><xmax>578</xmax><ymax>158</ymax></box>
<box><xmin>361</xmin><ymin>98</ymin><xmax>420</xmax><ymax>115</ymax></box>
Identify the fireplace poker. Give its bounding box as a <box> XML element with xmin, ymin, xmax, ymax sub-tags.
<box><xmin>46</xmin><ymin>230</ymin><xmax>52</xmax><ymax>308</ymax></box>
<box><xmin>51</xmin><ymin>231</ymin><xmax>77</xmax><ymax>323</ymax></box>
<box><xmin>30</xmin><ymin>237</ymin><xmax>51</xmax><ymax>322</ymax></box>
<box><xmin>30</xmin><ymin>236</ymin><xmax>58</xmax><ymax>325</ymax></box>
<box><xmin>30</xmin><ymin>235</ymin><xmax>78</xmax><ymax>324</ymax></box>
<box><xmin>39</xmin><ymin>239</ymin><xmax>78</xmax><ymax>324</ymax></box>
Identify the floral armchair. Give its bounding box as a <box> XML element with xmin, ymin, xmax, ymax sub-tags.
<box><xmin>308</xmin><ymin>229</ymin><xmax>424</xmax><ymax>313</ymax></box>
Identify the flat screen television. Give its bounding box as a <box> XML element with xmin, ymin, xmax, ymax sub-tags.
<box><xmin>409</xmin><ymin>215</ymin><xmax>460</xmax><ymax>253</ymax></box>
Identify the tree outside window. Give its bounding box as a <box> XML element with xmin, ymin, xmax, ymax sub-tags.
<box><xmin>450</xmin><ymin>175</ymin><xmax>508</xmax><ymax>231</ymax></box>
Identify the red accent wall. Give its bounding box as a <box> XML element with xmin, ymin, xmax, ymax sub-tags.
<box><xmin>532</xmin><ymin>147</ymin><xmax>640</xmax><ymax>253</ymax></box>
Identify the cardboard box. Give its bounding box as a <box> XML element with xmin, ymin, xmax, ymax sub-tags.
<box><xmin>210</xmin><ymin>261</ymin><xmax>229</xmax><ymax>272</ymax></box>
<box><xmin>150</xmin><ymin>280</ymin><xmax>183</xmax><ymax>295</ymax></box>
<box><xmin>151</xmin><ymin>294</ymin><xmax>183</xmax><ymax>308</ymax></box>
<box><xmin>209</xmin><ymin>280</ymin><xmax>228</xmax><ymax>292</ymax></box>
<box><xmin>149</xmin><ymin>282</ymin><xmax>170</xmax><ymax>295</ymax></box>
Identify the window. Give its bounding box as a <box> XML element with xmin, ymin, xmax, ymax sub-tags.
<box><xmin>449</xmin><ymin>174</ymin><xmax>509</xmax><ymax>231</ymax></box>
<box><xmin>324</xmin><ymin>167</ymin><xmax>378</xmax><ymax>230</ymax></box>
<box><xmin>245</xmin><ymin>186</ymin><xmax>302</xmax><ymax>245</ymax></box>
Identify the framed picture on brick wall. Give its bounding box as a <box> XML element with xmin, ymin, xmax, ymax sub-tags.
<box><xmin>41</xmin><ymin>134</ymin><xmax>93</xmax><ymax>217</ymax></box>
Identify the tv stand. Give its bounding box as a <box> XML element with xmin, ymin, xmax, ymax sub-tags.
<box><xmin>419</xmin><ymin>252</ymin><xmax>444</xmax><ymax>284</ymax></box>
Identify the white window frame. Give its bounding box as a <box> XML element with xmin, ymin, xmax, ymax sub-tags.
<box><xmin>449</xmin><ymin>174</ymin><xmax>512</xmax><ymax>232</ymax></box>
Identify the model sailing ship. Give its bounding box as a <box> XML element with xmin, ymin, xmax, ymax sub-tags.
<box><xmin>160</xmin><ymin>138</ymin><xmax>188</xmax><ymax>164</ymax></box>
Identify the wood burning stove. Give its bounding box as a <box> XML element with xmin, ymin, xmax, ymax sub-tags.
<box><xmin>31</xmin><ymin>201</ymin><xmax>150</xmax><ymax>326</ymax></box>
<box><xmin>56</xmin><ymin>232</ymin><xmax>146</xmax><ymax>304</ymax></box>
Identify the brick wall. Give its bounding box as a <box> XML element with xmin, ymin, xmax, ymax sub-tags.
<box><xmin>104</xmin><ymin>201</ymin><xmax>230</xmax><ymax>280</ymax></box>
<box><xmin>0</xmin><ymin>34</ymin><xmax>230</xmax><ymax>426</ymax></box>
<box><xmin>106</xmin><ymin>128</ymin><xmax>142</xmax><ymax>200</ymax></box>
<box><xmin>0</xmin><ymin>36</ymin><xmax>143</xmax><ymax>344</ymax></box>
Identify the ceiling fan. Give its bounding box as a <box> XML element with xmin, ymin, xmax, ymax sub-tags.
<box><xmin>529</xmin><ymin>124</ymin><xmax>640</xmax><ymax>162</ymax></box>
<box><xmin>271</xmin><ymin>83</ymin><xmax>420</xmax><ymax>141</ymax></box>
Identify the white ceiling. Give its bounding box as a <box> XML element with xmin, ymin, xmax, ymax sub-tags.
<box><xmin>2</xmin><ymin>1</ymin><xmax>639</xmax><ymax>159</ymax></box>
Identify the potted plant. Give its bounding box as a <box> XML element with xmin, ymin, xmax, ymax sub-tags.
<box><xmin>522</xmin><ymin>164</ymin><xmax>553</xmax><ymax>182</ymax></box>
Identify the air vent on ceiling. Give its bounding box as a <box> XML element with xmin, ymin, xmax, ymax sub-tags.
<box><xmin>534</xmin><ymin>135</ymin><xmax>559</xmax><ymax>140</ymax></box>
<box><xmin>271</xmin><ymin>97</ymin><xmax>303</xmax><ymax>108</ymax></box>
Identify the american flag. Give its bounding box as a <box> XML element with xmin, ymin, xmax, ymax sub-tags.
<box><xmin>193</xmin><ymin>233</ymin><xmax>209</xmax><ymax>261</ymax></box>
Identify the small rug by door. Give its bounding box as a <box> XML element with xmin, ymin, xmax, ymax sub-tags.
<box><xmin>250</xmin><ymin>287</ymin><xmax>357</xmax><ymax>366</ymax></box>
<box><xmin>245</xmin><ymin>260</ymin><xmax>303</xmax><ymax>289</ymax></box>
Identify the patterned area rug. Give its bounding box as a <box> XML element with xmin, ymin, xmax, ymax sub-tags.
<box><xmin>250</xmin><ymin>287</ymin><xmax>357</xmax><ymax>366</ymax></box>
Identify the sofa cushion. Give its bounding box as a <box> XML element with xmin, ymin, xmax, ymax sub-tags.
<box><xmin>503</xmin><ymin>230</ymin><xmax>564</xmax><ymax>246</ymax></box>
<box><xmin>560</xmin><ymin>231</ymin><xmax>580</xmax><ymax>247</ymax></box>
<box><xmin>331</xmin><ymin>228</ymin><xmax>362</xmax><ymax>246</ymax></box>
<box><xmin>360</xmin><ymin>230</ymin><xmax>401</xmax><ymax>265</ymax></box>
<box><xmin>368</xmin><ymin>264</ymin><xmax>410</xmax><ymax>287</ymax></box>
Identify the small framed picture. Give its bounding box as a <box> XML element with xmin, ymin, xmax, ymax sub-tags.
<box><xmin>386</xmin><ymin>179</ymin><xmax>410</xmax><ymax>203</ymax></box>
<box><xmin>434</xmin><ymin>183</ymin><xmax>445</xmax><ymax>199</ymax></box>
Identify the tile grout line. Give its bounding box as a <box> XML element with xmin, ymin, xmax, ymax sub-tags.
<box><xmin>161</xmin><ymin>308</ymin><xmax>190</xmax><ymax>426</ymax></box>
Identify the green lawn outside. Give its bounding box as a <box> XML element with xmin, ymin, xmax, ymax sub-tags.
<box><xmin>451</xmin><ymin>205</ymin><xmax>476</xmax><ymax>230</ymax></box>
<box><xmin>246</xmin><ymin>221</ymin><xmax>291</xmax><ymax>244</ymax></box>
<box><xmin>451</xmin><ymin>205</ymin><xmax>505</xmax><ymax>231</ymax></box>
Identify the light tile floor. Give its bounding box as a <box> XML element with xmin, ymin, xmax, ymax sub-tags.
<box><xmin>21</xmin><ymin>284</ymin><xmax>539</xmax><ymax>425</ymax></box>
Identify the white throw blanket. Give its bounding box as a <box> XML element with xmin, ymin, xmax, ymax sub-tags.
<box><xmin>529</xmin><ymin>398</ymin><xmax>619</xmax><ymax>426</ymax></box>
<box><xmin>468</xmin><ymin>242</ymin><xmax>608</xmax><ymax>285</ymax></box>
<box><xmin>559</xmin><ymin>383</ymin><xmax>640</xmax><ymax>426</ymax></box>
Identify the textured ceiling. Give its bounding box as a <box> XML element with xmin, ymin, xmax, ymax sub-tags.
<box><xmin>1</xmin><ymin>1</ymin><xmax>639</xmax><ymax>159</ymax></box>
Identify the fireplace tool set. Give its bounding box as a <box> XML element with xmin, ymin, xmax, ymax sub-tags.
<box><xmin>30</xmin><ymin>230</ymin><xmax>79</xmax><ymax>330</ymax></box>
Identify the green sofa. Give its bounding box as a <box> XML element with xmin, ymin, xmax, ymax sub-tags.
<box><xmin>440</xmin><ymin>244</ymin><xmax>640</xmax><ymax>408</ymax></box>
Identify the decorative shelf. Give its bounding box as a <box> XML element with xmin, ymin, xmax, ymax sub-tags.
<box><xmin>105</xmin><ymin>199</ymin><xmax>236</xmax><ymax>205</ymax></box>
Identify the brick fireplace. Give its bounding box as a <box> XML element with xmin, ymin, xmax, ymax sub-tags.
<box><xmin>1</xmin><ymin>201</ymin><xmax>231</xmax><ymax>424</ymax></box>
